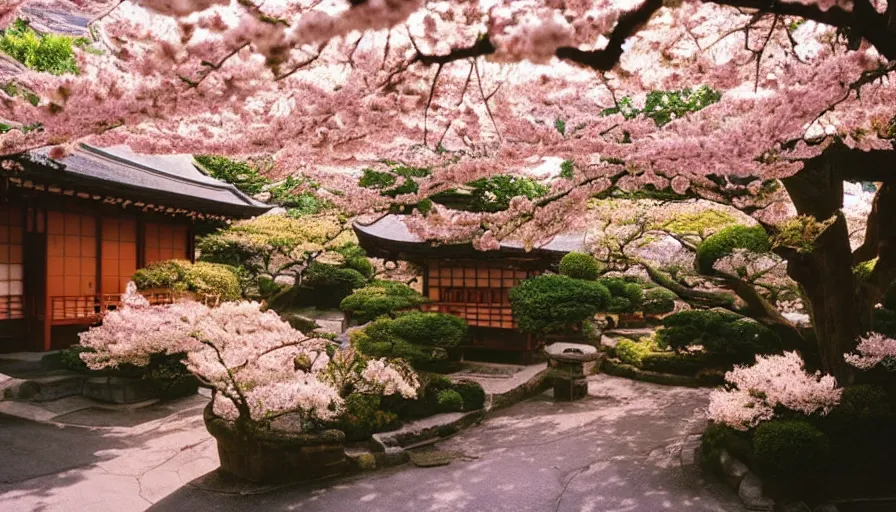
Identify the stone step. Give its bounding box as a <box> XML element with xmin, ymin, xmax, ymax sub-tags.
<box><xmin>3</xmin><ymin>372</ymin><xmax>86</xmax><ymax>402</ymax></box>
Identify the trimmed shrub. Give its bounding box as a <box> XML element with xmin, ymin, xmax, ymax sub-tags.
<box><xmin>436</xmin><ymin>389</ymin><xmax>464</xmax><ymax>412</ymax></box>
<box><xmin>59</xmin><ymin>345</ymin><xmax>92</xmax><ymax>372</ymax></box>
<box><xmin>330</xmin><ymin>393</ymin><xmax>400</xmax><ymax>442</ymax></box>
<box><xmin>186</xmin><ymin>262</ymin><xmax>242</xmax><ymax>303</ymax></box>
<box><xmin>453</xmin><ymin>379</ymin><xmax>487</xmax><ymax>411</ymax></box>
<box><xmin>697</xmin><ymin>225</ymin><xmax>771</xmax><ymax>273</ymax></box>
<box><xmin>509</xmin><ymin>274</ymin><xmax>610</xmax><ymax>334</ymax></box>
<box><xmin>822</xmin><ymin>384</ymin><xmax>896</xmax><ymax>468</ymax></box>
<box><xmin>642</xmin><ymin>287</ymin><xmax>678</xmax><ymax>315</ymax></box>
<box><xmin>700</xmin><ymin>422</ymin><xmax>752</xmax><ymax>473</ymax></box>
<box><xmin>640</xmin><ymin>351</ymin><xmax>711</xmax><ymax>376</ymax></box>
<box><xmin>389</xmin><ymin>312</ymin><xmax>468</xmax><ymax>349</ymax></box>
<box><xmin>656</xmin><ymin>310</ymin><xmax>780</xmax><ymax>362</ymax></box>
<box><xmin>614</xmin><ymin>338</ymin><xmax>652</xmax><ymax>367</ymax></box>
<box><xmin>132</xmin><ymin>259</ymin><xmax>241</xmax><ymax>303</ymax></box>
<box><xmin>753</xmin><ymin>419</ymin><xmax>830</xmax><ymax>485</ymax></box>
<box><xmin>132</xmin><ymin>259</ymin><xmax>192</xmax><ymax>291</ymax></box>
<box><xmin>301</xmin><ymin>262</ymin><xmax>368</xmax><ymax>307</ymax></box>
<box><xmin>559</xmin><ymin>252</ymin><xmax>603</xmax><ymax>280</ymax></box>
<box><xmin>598</xmin><ymin>278</ymin><xmax>643</xmax><ymax>313</ymax></box>
<box><xmin>340</xmin><ymin>281</ymin><xmax>427</xmax><ymax>323</ymax></box>
<box><xmin>352</xmin><ymin>312</ymin><xmax>466</xmax><ymax>368</ymax></box>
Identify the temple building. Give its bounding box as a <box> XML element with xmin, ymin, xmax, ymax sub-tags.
<box><xmin>354</xmin><ymin>214</ymin><xmax>586</xmax><ymax>357</ymax></box>
<box><xmin>0</xmin><ymin>144</ymin><xmax>270</xmax><ymax>352</ymax></box>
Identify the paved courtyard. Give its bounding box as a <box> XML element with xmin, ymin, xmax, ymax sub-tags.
<box><xmin>0</xmin><ymin>375</ymin><xmax>744</xmax><ymax>512</ymax></box>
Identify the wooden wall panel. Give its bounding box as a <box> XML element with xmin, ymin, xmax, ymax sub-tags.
<box><xmin>143</xmin><ymin>222</ymin><xmax>189</xmax><ymax>264</ymax></box>
<box><xmin>46</xmin><ymin>211</ymin><xmax>96</xmax><ymax>298</ymax></box>
<box><xmin>0</xmin><ymin>204</ymin><xmax>24</xmax><ymax>320</ymax></box>
<box><xmin>101</xmin><ymin>216</ymin><xmax>137</xmax><ymax>294</ymax></box>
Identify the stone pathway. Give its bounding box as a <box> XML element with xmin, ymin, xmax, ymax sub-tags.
<box><xmin>0</xmin><ymin>375</ymin><xmax>743</xmax><ymax>512</ymax></box>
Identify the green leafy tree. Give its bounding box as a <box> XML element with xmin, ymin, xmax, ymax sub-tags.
<box><xmin>509</xmin><ymin>274</ymin><xmax>610</xmax><ymax>334</ymax></box>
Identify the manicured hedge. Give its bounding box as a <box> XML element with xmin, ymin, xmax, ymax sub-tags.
<box><xmin>559</xmin><ymin>252</ymin><xmax>603</xmax><ymax>280</ymax></box>
<box><xmin>753</xmin><ymin>419</ymin><xmax>830</xmax><ymax>486</ymax></box>
<box><xmin>642</xmin><ymin>287</ymin><xmax>678</xmax><ymax>315</ymax></box>
<box><xmin>132</xmin><ymin>259</ymin><xmax>242</xmax><ymax>303</ymax></box>
<box><xmin>656</xmin><ymin>309</ymin><xmax>781</xmax><ymax>362</ymax></box>
<box><xmin>352</xmin><ymin>312</ymin><xmax>467</xmax><ymax>368</ymax></box>
<box><xmin>339</xmin><ymin>281</ymin><xmax>427</xmax><ymax>323</ymax></box>
<box><xmin>509</xmin><ymin>274</ymin><xmax>610</xmax><ymax>334</ymax></box>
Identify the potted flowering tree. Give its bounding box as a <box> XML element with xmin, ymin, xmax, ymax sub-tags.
<box><xmin>82</xmin><ymin>283</ymin><xmax>419</xmax><ymax>483</ymax></box>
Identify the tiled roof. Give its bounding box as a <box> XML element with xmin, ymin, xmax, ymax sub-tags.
<box><xmin>18</xmin><ymin>144</ymin><xmax>271</xmax><ymax>218</ymax></box>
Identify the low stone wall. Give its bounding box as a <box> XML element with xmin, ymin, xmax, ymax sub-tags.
<box><xmin>600</xmin><ymin>358</ymin><xmax>703</xmax><ymax>387</ymax></box>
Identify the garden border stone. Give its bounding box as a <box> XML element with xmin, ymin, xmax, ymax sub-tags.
<box><xmin>600</xmin><ymin>357</ymin><xmax>703</xmax><ymax>387</ymax></box>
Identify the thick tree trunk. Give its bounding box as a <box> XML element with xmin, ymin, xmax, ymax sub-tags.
<box><xmin>780</xmin><ymin>155</ymin><xmax>874</xmax><ymax>382</ymax></box>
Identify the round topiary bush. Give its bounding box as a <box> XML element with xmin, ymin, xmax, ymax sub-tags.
<box><xmin>436</xmin><ymin>389</ymin><xmax>464</xmax><ymax>412</ymax></box>
<box><xmin>339</xmin><ymin>281</ymin><xmax>427</xmax><ymax>323</ymax></box>
<box><xmin>389</xmin><ymin>312</ymin><xmax>468</xmax><ymax>348</ymax></box>
<box><xmin>598</xmin><ymin>277</ymin><xmax>644</xmax><ymax>313</ymax></box>
<box><xmin>345</xmin><ymin>256</ymin><xmax>375</xmax><ymax>279</ymax></box>
<box><xmin>613</xmin><ymin>338</ymin><xmax>653</xmax><ymax>367</ymax></box>
<box><xmin>642</xmin><ymin>287</ymin><xmax>678</xmax><ymax>316</ymax></box>
<box><xmin>452</xmin><ymin>379</ymin><xmax>487</xmax><ymax>411</ymax></box>
<box><xmin>132</xmin><ymin>259</ymin><xmax>192</xmax><ymax>291</ymax></box>
<box><xmin>559</xmin><ymin>252</ymin><xmax>603</xmax><ymax>280</ymax></box>
<box><xmin>509</xmin><ymin>274</ymin><xmax>610</xmax><ymax>335</ymax></box>
<box><xmin>351</xmin><ymin>312</ymin><xmax>467</xmax><ymax>369</ymax></box>
<box><xmin>301</xmin><ymin>262</ymin><xmax>368</xmax><ymax>307</ymax></box>
<box><xmin>753</xmin><ymin>419</ymin><xmax>830</xmax><ymax>486</ymax></box>
<box><xmin>696</xmin><ymin>225</ymin><xmax>771</xmax><ymax>273</ymax></box>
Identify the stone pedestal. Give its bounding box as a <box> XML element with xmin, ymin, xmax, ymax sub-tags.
<box><xmin>544</xmin><ymin>343</ymin><xmax>599</xmax><ymax>401</ymax></box>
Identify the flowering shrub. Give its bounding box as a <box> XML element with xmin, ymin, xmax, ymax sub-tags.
<box><xmin>707</xmin><ymin>352</ymin><xmax>842</xmax><ymax>431</ymax></box>
<box><xmin>844</xmin><ymin>332</ymin><xmax>896</xmax><ymax>371</ymax></box>
<box><xmin>79</xmin><ymin>284</ymin><xmax>419</xmax><ymax>431</ymax></box>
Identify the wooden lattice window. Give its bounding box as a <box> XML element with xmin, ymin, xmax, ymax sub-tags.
<box><xmin>47</xmin><ymin>211</ymin><xmax>97</xmax><ymax>320</ymax></box>
<box><xmin>100</xmin><ymin>216</ymin><xmax>137</xmax><ymax>295</ymax></box>
<box><xmin>143</xmin><ymin>222</ymin><xmax>189</xmax><ymax>264</ymax></box>
<box><xmin>0</xmin><ymin>204</ymin><xmax>24</xmax><ymax>320</ymax></box>
<box><xmin>425</xmin><ymin>262</ymin><xmax>529</xmax><ymax>329</ymax></box>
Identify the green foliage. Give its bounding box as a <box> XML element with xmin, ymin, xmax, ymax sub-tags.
<box><xmin>186</xmin><ymin>262</ymin><xmax>242</xmax><ymax>302</ymax></box>
<box><xmin>600</xmin><ymin>86</ymin><xmax>722</xmax><ymax>126</ymax></box>
<box><xmin>58</xmin><ymin>345</ymin><xmax>92</xmax><ymax>372</ymax></box>
<box><xmin>753</xmin><ymin>419</ymin><xmax>830</xmax><ymax>485</ymax></box>
<box><xmin>598</xmin><ymin>277</ymin><xmax>644</xmax><ymax>313</ymax></box>
<box><xmin>436</xmin><ymin>389</ymin><xmax>464</xmax><ymax>412</ymax></box>
<box><xmin>697</xmin><ymin>225</ymin><xmax>771</xmax><ymax>273</ymax></box>
<box><xmin>330</xmin><ymin>394</ymin><xmax>400</xmax><ymax>442</ymax></box>
<box><xmin>771</xmin><ymin>215</ymin><xmax>836</xmax><ymax>254</ymax></box>
<box><xmin>662</xmin><ymin>210</ymin><xmax>737</xmax><ymax>237</ymax></box>
<box><xmin>554</xmin><ymin>118</ymin><xmax>566</xmax><ymax>135</ymax></box>
<box><xmin>359</xmin><ymin>164</ymin><xmax>431</xmax><ymax>198</ymax></box>
<box><xmin>642</xmin><ymin>287</ymin><xmax>678</xmax><ymax>315</ymax></box>
<box><xmin>301</xmin><ymin>262</ymin><xmax>368</xmax><ymax>307</ymax></box>
<box><xmin>559</xmin><ymin>159</ymin><xmax>575</xmax><ymax>179</ymax></box>
<box><xmin>822</xmin><ymin>385</ymin><xmax>896</xmax><ymax>468</ymax></box>
<box><xmin>132</xmin><ymin>259</ymin><xmax>192</xmax><ymax>291</ymax></box>
<box><xmin>132</xmin><ymin>259</ymin><xmax>241</xmax><ymax>303</ymax></box>
<box><xmin>389</xmin><ymin>312</ymin><xmax>468</xmax><ymax>348</ymax></box>
<box><xmin>853</xmin><ymin>258</ymin><xmax>877</xmax><ymax>283</ymax></box>
<box><xmin>339</xmin><ymin>281</ymin><xmax>427</xmax><ymax>323</ymax></box>
<box><xmin>559</xmin><ymin>252</ymin><xmax>603</xmax><ymax>280</ymax></box>
<box><xmin>467</xmin><ymin>175</ymin><xmax>549</xmax><ymax>212</ymax></box>
<box><xmin>657</xmin><ymin>310</ymin><xmax>781</xmax><ymax>362</ymax></box>
<box><xmin>640</xmin><ymin>351</ymin><xmax>714</xmax><ymax>375</ymax></box>
<box><xmin>614</xmin><ymin>338</ymin><xmax>654</xmax><ymax>367</ymax></box>
<box><xmin>452</xmin><ymin>379</ymin><xmax>487</xmax><ymax>411</ymax></box>
<box><xmin>873</xmin><ymin>306</ymin><xmax>896</xmax><ymax>337</ymax></box>
<box><xmin>352</xmin><ymin>312</ymin><xmax>466</xmax><ymax>369</ymax></box>
<box><xmin>509</xmin><ymin>274</ymin><xmax>610</xmax><ymax>335</ymax></box>
<box><xmin>700</xmin><ymin>423</ymin><xmax>753</xmax><ymax>473</ymax></box>
<box><xmin>193</xmin><ymin>155</ymin><xmax>271</xmax><ymax>195</ymax></box>
<box><xmin>0</xmin><ymin>19</ymin><xmax>92</xmax><ymax>75</ymax></box>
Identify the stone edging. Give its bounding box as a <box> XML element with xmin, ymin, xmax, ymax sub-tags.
<box><xmin>600</xmin><ymin>358</ymin><xmax>703</xmax><ymax>387</ymax></box>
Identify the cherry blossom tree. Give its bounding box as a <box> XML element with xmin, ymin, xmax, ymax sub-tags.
<box><xmin>2</xmin><ymin>0</ymin><xmax>895</xmax><ymax>378</ymax></box>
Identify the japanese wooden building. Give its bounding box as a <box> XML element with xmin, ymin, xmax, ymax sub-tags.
<box><xmin>354</xmin><ymin>214</ymin><xmax>587</xmax><ymax>356</ymax></box>
<box><xmin>0</xmin><ymin>144</ymin><xmax>271</xmax><ymax>352</ymax></box>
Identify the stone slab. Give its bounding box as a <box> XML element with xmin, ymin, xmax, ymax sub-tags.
<box><xmin>372</xmin><ymin>410</ymin><xmax>483</xmax><ymax>451</ymax></box>
<box><xmin>739</xmin><ymin>472</ymin><xmax>774</xmax><ymax>511</ymax></box>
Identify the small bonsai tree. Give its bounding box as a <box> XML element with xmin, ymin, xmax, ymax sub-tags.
<box><xmin>509</xmin><ymin>274</ymin><xmax>610</xmax><ymax>335</ymax></box>
<box><xmin>559</xmin><ymin>252</ymin><xmax>604</xmax><ymax>280</ymax></box>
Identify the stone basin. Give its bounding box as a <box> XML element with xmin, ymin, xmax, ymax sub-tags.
<box><xmin>544</xmin><ymin>343</ymin><xmax>599</xmax><ymax>363</ymax></box>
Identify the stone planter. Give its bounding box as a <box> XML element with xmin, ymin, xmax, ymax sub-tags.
<box><xmin>203</xmin><ymin>403</ymin><xmax>350</xmax><ymax>483</ymax></box>
<box><xmin>81</xmin><ymin>375</ymin><xmax>198</xmax><ymax>404</ymax></box>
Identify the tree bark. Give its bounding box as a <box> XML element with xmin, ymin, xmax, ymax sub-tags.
<box><xmin>779</xmin><ymin>154</ymin><xmax>872</xmax><ymax>382</ymax></box>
